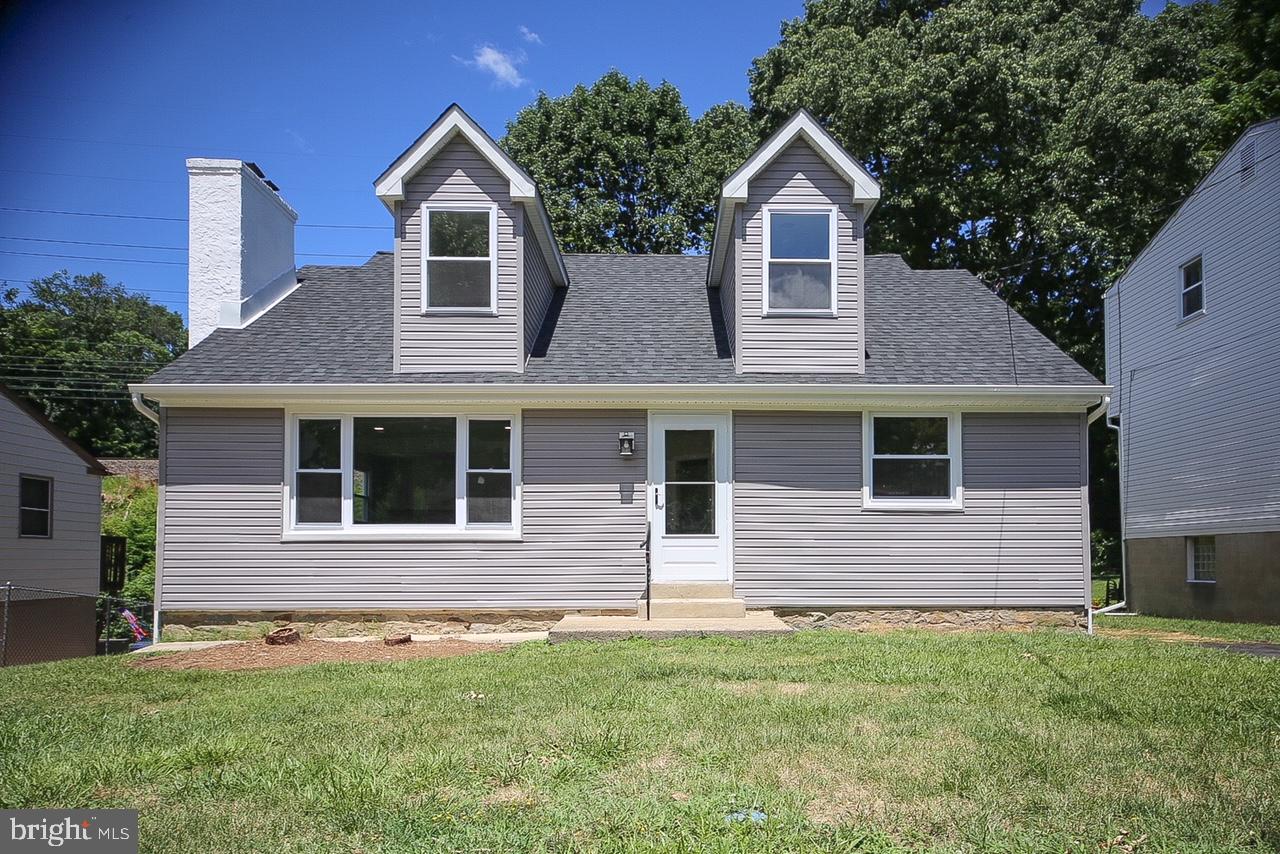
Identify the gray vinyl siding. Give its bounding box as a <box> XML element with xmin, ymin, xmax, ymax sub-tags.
<box><xmin>739</xmin><ymin>140</ymin><xmax>864</xmax><ymax>374</ymax></box>
<box><xmin>719</xmin><ymin>206</ymin><xmax>738</xmax><ymax>353</ymax></box>
<box><xmin>523</xmin><ymin>208</ymin><xmax>555</xmax><ymax>357</ymax></box>
<box><xmin>396</xmin><ymin>136</ymin><xmax>522</xmax><ymax>372</ymax></box>
<box><xmin>158</xmin><ymin>408</ymin><xmax>647</xmax><ymax>611</ymax></box>
<box><xmin>1105</xmin><ymin>120</ymin><xmax>1280</xmax><ymax>538</ymax></box>
<box><xmin>0</xmin><ymin>394</ymin><xmax>101</xmax><ymax>595</ymax></box>
<box><xmin>732</xmin><ymin>411</ymin><xmax>1087</xmax><ymax>607</ymax></box>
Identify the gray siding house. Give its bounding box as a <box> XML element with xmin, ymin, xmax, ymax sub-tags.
<box><xmin>135</xmin><ymin>105</ymin><xmax>1105</xmax><ymax>632</ymax></box>
<box><xmin>1104</xmin><ymin>118</ymin><xmax>1280</xmax><ymax>622</ymax></box>
<box><xmin>1</xmin><ymin>384</ymin><xmax>108</xmax><ymax>664</ymax></box>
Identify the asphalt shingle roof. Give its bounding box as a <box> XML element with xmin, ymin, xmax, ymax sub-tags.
<box><xmin>148</xmin><ymin>252</ymin><xmax>1099</xmax><ymax>386</ymax></box>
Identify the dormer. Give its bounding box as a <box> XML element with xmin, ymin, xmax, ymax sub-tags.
<box><xmin>375</xmin><ymin>105</ymin><xmax>566</xmax><ymax>373</ymax></box>
<box><xmin>707</xmin><ymin>110</ymin><xmax>880</xmax><ymax>374</ymax></box>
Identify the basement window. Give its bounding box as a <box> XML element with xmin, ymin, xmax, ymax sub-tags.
<box><xmin>422</xmin><ymin>205</ymin><xmax>497</xmax><ymax>312</ymax></box>
<box><xmin>1187</xmin><ymin>536</ymin><xmax>1216</xmax><ymax>583</ymax></box>
<box><xmin>763</xmin><ymin>206</ymin><xmax>836</xmax><ymax>315</ymax></box>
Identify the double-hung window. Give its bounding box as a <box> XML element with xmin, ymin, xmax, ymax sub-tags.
<box><xmin>289</xmin><ymin>413</ymin><xmax>519</xmax><ymax>538</ymax></box>
<box><xmin>863</xmin><ymin>413</ymin><xmax>962</xmax><ymax>510</ymax></box>
<box><xmin>1180</xmin><ymin>256</ymin><xmax>1204</xmax><ymax>319</ymax></box>
<box><xmin>763</xmin><ymin>206</ymin><xmax>836</xmax><ymax>315</ymax></box>
<box><xmin>421</xmin><ymin>205</ymin><xmax>497</xmax><ymax>312</ymax></box>
<box><xmin>18</xmin><ymin>475</ymin><xmax>52</xmax><ymax>537</ymax></box>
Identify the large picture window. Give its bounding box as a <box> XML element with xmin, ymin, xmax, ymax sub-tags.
<box><xmin>763</xmin><ymin>207</ymin><xmax>836</xmax><ymax>314</ymax></box>
<box><xmin>863</xmin><ymin>413</ymin><xmax>962</xmax><ymax>509</ymax></box>
<box><xmin>422</xmin><ymin>205</ymin><xmax>497</xmax><ymax>311</ymax></box>
<box><xmin>289</xmin><ymin>413</ymin><xmax>518</xmax><ymax>538</ymax></box>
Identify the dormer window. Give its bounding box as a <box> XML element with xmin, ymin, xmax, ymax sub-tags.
<box><xmin>763</xmin><ymin>206</ymin><xmax>836</xmax><ymax>315</ymax></box>
<box><xmin>422</xmin><ymin>204</ymin><xmax>497</xmax><ymax>313</ymax></box>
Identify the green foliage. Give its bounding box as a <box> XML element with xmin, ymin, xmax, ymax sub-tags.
<box><xmin>101</xmin><ymin>475</ymin><xmax>157</xmax><ymax>602</ymax></box>
<box><xmin>1200</xmin><ymin>0</ymin><xmax>1280</xmax><ymax>149</ymax></box>
<box><xmin>748</xmin><ymin>0</ymin><xmax>1228</xmax><ymax>378</ymax></box>
<box><xmin>502</xmin><ymin>71</ymin><xmax>758</xmax><ymax>254</ymax></box>
<box><xmin>0</xmin><ymin>271</ymin><xmax>185</xmax><ymax>457</ymax></box>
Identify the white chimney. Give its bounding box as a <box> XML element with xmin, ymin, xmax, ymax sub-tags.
<box><xmin>186</xmin><ymin>158</ymin><xmax>298</xmax><ymax>347</ymax></box>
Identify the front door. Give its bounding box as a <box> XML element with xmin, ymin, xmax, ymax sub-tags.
<box><xmin>648</xmin><ymin>413</ymin><xmax>730</xmax><ymax>582</ymax></box>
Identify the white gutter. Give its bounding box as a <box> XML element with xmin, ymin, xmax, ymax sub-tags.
<box><xmin>1087</xmin><ymin>395</ymin><xmax>1110</xmax><ymax>424</ymax></box>
<box><xmin>131</xmin><ymin>391</ymin><xmax>160</xmax><ymax>424</ymax></box>
<box><xmin>130</xmin><ymin>381</ymin><xmax>1109</xmax><ymax>409</ymax></box>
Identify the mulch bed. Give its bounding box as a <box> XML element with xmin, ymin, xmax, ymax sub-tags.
<box><xmin>130</xmin><ymin>638</ymin><xmax>505</xmax><ymax>672</ymax></box>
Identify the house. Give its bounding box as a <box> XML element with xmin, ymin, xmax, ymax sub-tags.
<box><xmin>1104</xmin><ymin>118</ymin><xmax>1280</xmax><ymax>623</ymax></box>
<box><xmin>132</xmin><ymin>105</ymin><xmax>1106</xmax><ymax>636</ymax></box>
<box><xmin>1</xmin><ymin>384</ymin><xmax>108</xmax><ymax>664</ymax></box>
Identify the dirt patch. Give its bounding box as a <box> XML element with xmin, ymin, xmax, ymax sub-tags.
<box><xmin>482</xmin><ymin>784</ymin><xmax>537</xmax><ymax>807</ymax></box>
<box><xmin>1097</xmin><ymin>628</ymin><xmax>1213</xmax><ymax>643</ymax></box>
<box><xmin>130</xmin><ymin>638</ymin><xmax>504</xmax><ymax>672</ymax></box>
<box><xmin>718</xmin><ymin>680</ymin><xmax>812</xmax><ymax>696</ymax></box>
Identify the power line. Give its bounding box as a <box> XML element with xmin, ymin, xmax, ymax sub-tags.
<box><xmin>0</xmin><ymin>205</ymin><xmax>387</xmax><ymax>230</ymax></box>
<box><xmin>0</xmin><ymin>249</ymin><xmax>186</xmax><ymax>266</ymax></box>
<box><xmin>0</xmin><ymin>235</ymin><xmax>378</xmax><ymax>259</ymax></box>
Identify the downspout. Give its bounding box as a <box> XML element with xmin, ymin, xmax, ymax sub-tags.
<box><xmin>131</xmin><ymin>391</ymin><xmax>160</xmax><ymax>425</ymax></box>
<box><xmin>1095</xmin><ymin>396</ymin><xmax>1129</xmax><ymax>622</ymax></box>
<box><xmin>1083</xmin><ymin>397</ymin><xmax>1110</xmax><ymax>635</ymax></box>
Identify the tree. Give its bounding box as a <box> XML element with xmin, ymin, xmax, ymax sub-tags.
<box><xmin>1201</xmin><ymin>0</ymin><xmax>1280</xmax><ymax>150</ymax></box>
<box><xmin>502</xmin><ymin>71</ymin><xmax>758</xmax><ymax>254</ymax></box>
<box><xmin>0</xmin><ymin>271</ymin><xmax>185</xmax><ymax>457</ymax></box>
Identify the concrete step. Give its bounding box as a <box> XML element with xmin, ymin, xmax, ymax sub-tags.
<box><xmin>649</xmin><ymin>582</ymin><xmax>734</xmax><ymax>599</ymax></box>
<box><xmin>639</xmin><ymin>597</ymin><xmax>747</xmax><ymax>619</ymax></box>
<box><xmin>550</xmin><ymin>613</ymin><xmax>793</xmax><ymax>644</ymax></box>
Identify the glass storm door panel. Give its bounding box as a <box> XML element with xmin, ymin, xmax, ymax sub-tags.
<box><xmin>649</xmin><ymin>413</ymin><xmax>731</xmax><ymax>582</ymax></box>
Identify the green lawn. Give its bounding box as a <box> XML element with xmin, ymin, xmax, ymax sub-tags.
<box><xmin>2</xmin><ymin>631</ymin><xmax>1278</xmax><ymax>853</ymax></box>
<box><xmin>1095</xmin><ymin>613</ymin><xmax>1280</xmax><ymax>644</ymax></box>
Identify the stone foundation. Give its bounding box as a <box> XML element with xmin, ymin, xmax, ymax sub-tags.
<box><xmin>775</xmin><ymin>607</ymin><xmax>1085</xmax><ymax>632</ymax></box>
<box><xmin>158</xmin><ymin>609</ymin><xmax>631</xmax><ymax>642</ymax></box>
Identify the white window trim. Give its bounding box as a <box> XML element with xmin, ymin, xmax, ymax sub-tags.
<box><xmin>861</xmin><ymin>411</ymin><xmax>963</xmax><ymax>511</ymax></box>
<box><xmin>1186</xmin><ymin>535</ymin><xmax>1216</xmax><ymax>584</ymax></box>
<box><xmin>18</xmin><ymin>474</ymin><xmax>53</xmax><ymax>538</ymax></box>
<box><xmin>762</xmin><ymin>205</ymin><xmax>838</xmax><ymax>317</ymax></box>
<box><xmin>1178</xmin><ymin>254</ymin><xmax>1205</xmax><ymax>322</ymax></box>
<box><xmin>283</xmin><ymin>409</ymin><xmax>521</xmax><ymax>542</ymax></box>
<box><xmin>420</xmin><ymin>202</ymin><xmax>499</xmax><ymax>316</ymax></box>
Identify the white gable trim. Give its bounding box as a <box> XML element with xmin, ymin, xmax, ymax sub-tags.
<box><xmin>708</xmin><ymin>110</ymin><xmax>881</xmax><ymax>287</ymax></box>
<box><xmin>375</xmin><ymin>104</ymin><xmax>567</xmax><ymax>286</ymax></box>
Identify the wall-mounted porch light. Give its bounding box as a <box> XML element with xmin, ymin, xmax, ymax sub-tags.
<box><xmin>618</xmin><ymin>431</ymin><xmax>636</xmax><ymax>457</ymax></box>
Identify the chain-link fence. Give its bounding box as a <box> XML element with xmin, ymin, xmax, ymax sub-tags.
<box><xmin>0</xmin><ymin>583</ymin><xmax>154</xmax><ymax>667</ymax></box>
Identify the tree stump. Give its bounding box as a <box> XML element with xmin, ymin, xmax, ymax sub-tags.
<box><xmin>384</xmin><ymin>633</ymin><xmax>412</xmax><ymax>646</ymax></box>
<box><xmin>264</xmin><ymin>627</ymin><xmax>301</xmax><ymax>645</ymax></box>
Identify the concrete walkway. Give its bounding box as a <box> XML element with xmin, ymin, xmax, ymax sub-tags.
<box><xmin>132</xmin><ymin>632</ymin><xmax>547</xmax><ymax>654</ymax></box>
<box><xmin>548</xmin><ymin>612</ymin><xmax>793</xmax><ymax>644</ymax></box>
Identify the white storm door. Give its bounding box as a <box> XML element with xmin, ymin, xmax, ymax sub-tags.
<box><xmin>648</xmin><ymin>413</ymin><xmax>731</xmax><ymax>582</ymax></box>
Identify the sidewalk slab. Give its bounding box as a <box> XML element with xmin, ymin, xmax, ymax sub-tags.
<box><xmin>549</xmin><ymin>613</ymin><xmax>793</xmax><ymax>644</ymax></box>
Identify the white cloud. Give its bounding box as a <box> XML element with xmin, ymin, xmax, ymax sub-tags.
<box><xmin>519</xmin><ymin>25</ymin><xmax>542</xmax><ymax>44</ymax></box>
<box><xmin>458</xmin><ymin>45</ymin><xmax>526</xmax><ymax>88</ymax></box>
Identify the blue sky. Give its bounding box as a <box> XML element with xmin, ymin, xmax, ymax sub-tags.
<box><xmin>0</xmin><ymin>0</ymin><xmax>1185</xmax><ymax>321</ymax></box>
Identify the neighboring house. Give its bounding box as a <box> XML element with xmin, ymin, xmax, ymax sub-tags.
<box><xmin>0</xmin><ymin>384</ymin><xmax>108</xmax><ymax>664</ymax></box>
<box><xmin>134</xmin><ymin>105</ymin><xmax>1105</xmax><ymax>633</ymax></box>
<box><xmin>1104</xmin><ymin>118</ymin><xmax>1280</xmax><ymax>622</ymax></box>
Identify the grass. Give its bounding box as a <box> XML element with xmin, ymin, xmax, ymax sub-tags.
<box><xmin>1096</xmin><ymin>613</ymin><xmax>1280</xmax><ymax>644</ymax></box>
<box><xmin>2</xmin><ymin>630</ymin><xmax>1278</xmax><ymax>853</ymax></box>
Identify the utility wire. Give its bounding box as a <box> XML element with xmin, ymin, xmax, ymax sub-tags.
<box><xmin>0</xmin><ymin>205</ymin><xmax>387</xmax><ymax>230</ymax></box>
<box><xmin>0</xmin><ymin>235</ymin><xmax>377</xmax><ymax>259</ymax></box>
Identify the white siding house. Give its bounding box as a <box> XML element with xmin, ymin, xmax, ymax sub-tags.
<box><xmin>1104</xmin><ymin>118</ymin><xmax>1280</xmax><ymax>621</ymax></box>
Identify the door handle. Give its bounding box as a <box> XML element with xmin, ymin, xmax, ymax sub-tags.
<box><xmin>654</xmin><ymin>485</ymin><xmax>663</xmax><ymax>509</ymax></box>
